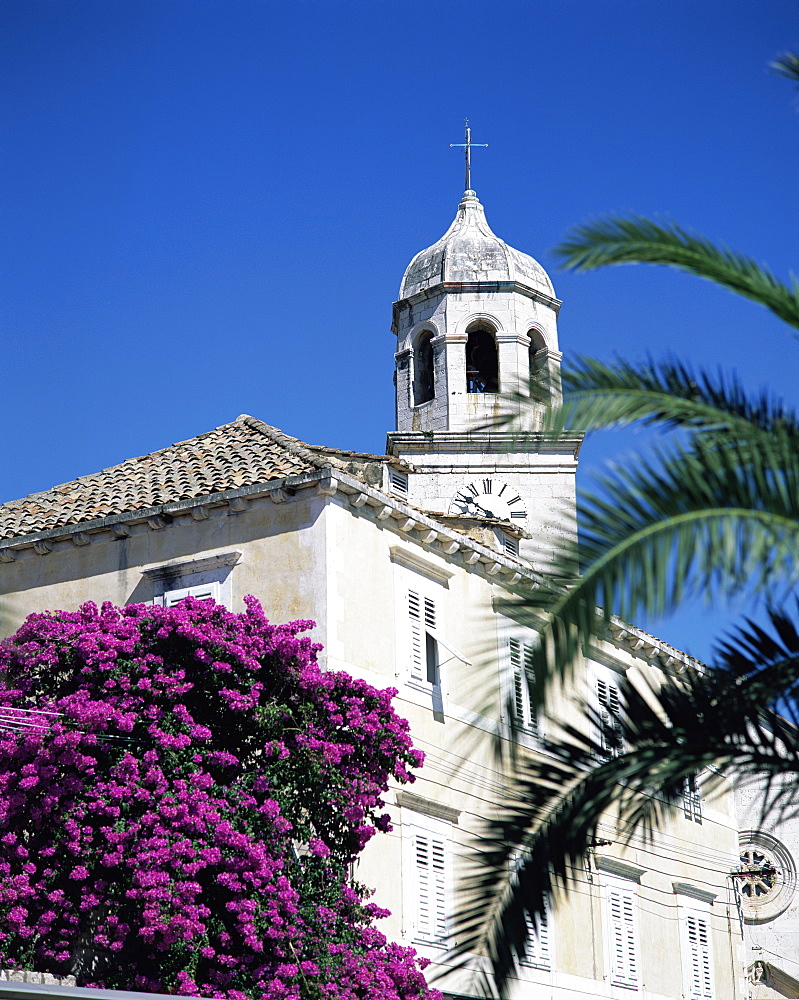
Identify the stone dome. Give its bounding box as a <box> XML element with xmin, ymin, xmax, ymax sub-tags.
<box><xmin>399</xmin><ymin>190</ymin><xmax>555</xmax><ymax>300</ymax></box>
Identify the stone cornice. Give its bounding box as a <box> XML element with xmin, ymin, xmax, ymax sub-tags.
<box><xmin>395</xmin><ymin>791</ymin><xmax>460</xmax><ymax>825</ymax></box>
<box><xmin>392</xmin><ymin>279</ymin><xmax>562</xmax><ymax>321</ymax></box>
<box><xmin>0</xmin><ymin>467</ymin><xmax>540</xmax><ymax>592</ymax></box>
<box><xmin>595</xmin><ymin>856</ymin><xmax>646</xmax><ymax>883</ymax></box>
<box><xmin>389</xmin><ymin>546</ymin><xmax>455</xmax><ymax>586</ymax></box>
<box><xmin>141</xmin><ymin>551</ymin><xmax>242</xmax><ymax>581</ymax></box>
<box><xmin>386</xmin><ymin>430</ymin><xmax>583</xmax><ymax>458</ymax></box>
<box><xmin>672</xmin><ymin>882</ymin><xmax>717</xmax><ymax>905</ymax></box>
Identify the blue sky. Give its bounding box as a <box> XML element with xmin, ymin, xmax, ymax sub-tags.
<box><xmin>3</xmin><ymin>0</ymin><xmax>796</xmax><ymax>660</ymax></box>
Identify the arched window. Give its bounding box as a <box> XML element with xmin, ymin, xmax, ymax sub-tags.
<box><xmin>414</xmin><ymin>332</ymin><xmax>435</xmax><ymax>405</ymax></box>
<box><xmin>528</xmin><ymin>331</ymin><xmax>549</xmax><ymax>401</ymax></box>
<box><xmin>466</xmin><ymin>327</ymin><xmax>498</xmax><ymax>393</ymax></box>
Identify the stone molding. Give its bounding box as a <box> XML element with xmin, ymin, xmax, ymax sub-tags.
<box><xmin>672</xmin><ymin>882</ymin><xmax>717</xmax><ymax>905</ymax></box>
<box><xmin>142</xmin><ymin>551</ymin><xmax>242</xmax><ymax>581</ymax></box>
<box><xmin>389</xmin><ymin>546</ymin><xmax>454</xmax><ymax>586</ymax></box>
<box><xmin>396</xmin><ymin>791</ymin><xmax>460</xmax><ymax>825</ymax></box>
<box><xmin>393</xmin><ymin>279</ymin><xmax>562</xmax><ymax>317</ymax></box>
<box><xmin>595</xmin><ymin>856</ymin><xmax>647</xmax><ymax>883</ymax></box>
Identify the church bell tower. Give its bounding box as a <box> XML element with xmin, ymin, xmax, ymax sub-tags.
<box><xmin>386</xmin><ymin>127</ymin><xmax>581</xmax><ymax>567</ymax></box>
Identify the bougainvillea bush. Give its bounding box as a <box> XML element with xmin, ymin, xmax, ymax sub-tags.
<box><xmin>0</xmin><ymin>597</ymin><xmax>436</xmax><ymax>1000</ymax></box>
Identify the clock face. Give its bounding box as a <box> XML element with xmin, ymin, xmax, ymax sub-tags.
<box><xmin>449</xmin><ymin>478</ymin><xmax>528</xmax><ymax>525</ymax></box>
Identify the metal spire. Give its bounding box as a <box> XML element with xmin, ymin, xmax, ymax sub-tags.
<box><xmin>450</xmin><ymin>119</ymin><xmax>488</xmax><ymax>193</ymax></box>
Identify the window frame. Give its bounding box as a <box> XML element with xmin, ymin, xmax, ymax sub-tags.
<box><xmin>683</xmin><ymin>772</ymin><xmax>703</xmax><ymax>824</ymax></box>
<box><xmin>681</xmin><ymin>908</ymin><xmax>714</xmax><ymax>999</ymax></box>
<box><xmin>593</xmin><ymin>665</ymin><xmax>624</xmax><ymax>759</ymax></box>
<box><xmin>393</xmin><ymin>561</ymin><xmax>450</xmax><ymax>718</ymax></box>
<box><xmin>465</xmin><ymin>325</ymin><xmax>499</xmax><ymax>394</ymax></box>
<box><xmin>511</xmin><ymin>860</ymin><xmax>551</xmax><ymax>972</ymax></box>
<box><xmin>601</xmin><ymin>876</ymin><xmax>640</xmax><ymax>990</ymax></box>
<box><xmin>407</xmin><ymin>587</ymin><xmax>440</xmax><ymax>692</ymax></box>
<box><xmin>413</xmin><ymin>330</ymin><xmax>436</xmax><ymax>406</ymax></box>
<box><xmin>508</xmin><ymin>637</ymin><xmax>539</xmax><ymax>739</ymax></box>
<box><xmin>144</xmin><ymin>551</ymin><xmax>240</xmax><ymax>610</ymax></box>
<box><xmin>157</xmin><ymin>580</ymin><xmax>221</xmax><ymax>607</ymax></box>
<box><xmin>403</xmin><ymin>814</ymin><xmax>452</xmax><ymax>949</ymax></box>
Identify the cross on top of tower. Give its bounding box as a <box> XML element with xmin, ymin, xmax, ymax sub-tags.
<box><xmin>450</xmin><ymin>119</ymin><xmax>488</xmax><ymax>193</ymax></box>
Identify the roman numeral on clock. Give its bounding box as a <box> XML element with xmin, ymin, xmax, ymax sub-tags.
<box><xmin>482</xmin><ymin>479</ymin><xmax>493</xmax><ymax>493</ymax></box>
<box><xmin>507</xmin><ymin>495</ymin><xmax>522</xmax><ymax>506</ymax></box>
<box><xmin>510</xmin><ymin>510</ymin><xmax>527</xmax><ymax>519</ymax></box>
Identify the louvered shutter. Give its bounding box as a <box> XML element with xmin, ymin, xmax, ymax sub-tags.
<box><xmin>521</xmin><ymin>900</ymin><xmax>550</xmax><ymax>968</ymax></box>
<box><xmin>686</xmin><ymin>915</ymin><xmax>713</xmax><ymax>998</ymax></box>
<box><xmin>509</xmin><ymin>639</ymin><xmax>538</xmax><ymax>736</ymax></box>
<box><xmin>162</xmin><ymin>582</ymin><xmax>220</xmax><ymax>607</ymax></box>
<box><xmin>414</xmin><ymin>830</ymin><xmax>447</xmax><ymax>943</ymax></box>
<box><xmin>408</xmin><ymin>590</ymin><xmax>424</xmax><ymax>682</ymax></box>
<box><xmin>510</xmin><ymin>639</ymin><xmax>526</xmax><ymax>719</ymax></box>
<box><xmin>597</xmin><ymin>677</ymin><xmax>622</xmax><ymax>757</ymax></box>
<box><xmin>607</xmin><ymin>887</ymin><xmax>638</xmax><ymax>987</ymax></box>
<box><xmin>408</xmin><ymin>590</ymin><xmax>437</xmax><ymax>685</ymax></box>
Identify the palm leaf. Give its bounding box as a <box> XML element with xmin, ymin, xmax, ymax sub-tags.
<box><xmin>546</xmin><ymin>356</ymin><xmax>799</xmax><ymax>438</ymax></box>
<box><xmin>771</xmin><ymin>49</ymin><xmax>799</xmax><ymax>90</ymax></box>
<box><xmin>449</xmin><ymin>605</ymin><xmax>799</xmax><ymax>997</ymax></box>
<box><xmin>553</xmin><ymin>215</ymin><xmax>799</xmax><ymax>332</ymax></box>
<box><xmin>523</xmin><ymin>429</ymin><xmax>799</xmax><ymax>697</ymax></box>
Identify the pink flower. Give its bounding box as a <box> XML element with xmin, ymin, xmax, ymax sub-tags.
<box><xmin>0</xmin><ymin>598</ymin><xmax>430</xmax><ymax>1000</ymax></box>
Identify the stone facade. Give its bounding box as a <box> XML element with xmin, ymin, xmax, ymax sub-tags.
<box><xmin>736</xmin><ymin>779</ymin><xmax>799</xmax><ymax>998</ymax></box>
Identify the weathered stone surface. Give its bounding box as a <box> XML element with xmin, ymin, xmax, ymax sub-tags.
<box><xmin>399</xmin><ymin>190</ymin><xmax>554</xmax><ymax>299</ymax></box>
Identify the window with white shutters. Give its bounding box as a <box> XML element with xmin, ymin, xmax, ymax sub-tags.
<box><xmin>685</xmin><ymin>914</ymin><xmax>713</xmax><ymax>999</ymax></box>
<box><xmin>509</xmin><ymin>638</ymin><xmax>538</xmax><ymax>737</ymax></box>
<box><xmin>408</xmin><ymin>589</ymin><xmax>439</xmax><ymax>687</ymax></box>
<box><xmin>597</xmin><ymin>676</ymin><xmax>623</xmax><ymax>758</ymax></box>
<box><xmin>519</xmin><ymin>897</ymin><xmax>550</xmax><ymax>969</ymax></box>
<box><xmin>145</xmin><ymin>552</ymin><xmax>239</xmax><ymax>610</ymax></box>
<box><xmin>683</xmin><ymin>773</ymin><xmax>703</xmax><ymax>823</ymax></box>
<box><xmin>412</xmin><ymin>829</ymin><xmax>448</xmax><ymax>946</ymax></box>
<box><xmin>160</xmin><ymin>581</ymin><xmax>221</xmax><ymax>607</ymax></box>
<box><xmin>606</xmin><ymin>884</ymin><xmax>639</xmax><ymax>988</ymax></box>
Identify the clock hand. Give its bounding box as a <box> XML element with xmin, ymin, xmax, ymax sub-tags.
<box><xmin>472</xmin><ymin>500</ymin><xmax>496</xmax><ymax>518</ymax></box>
<box><xmin>477</xmin><ymin>501</ymin><xmax>513</xmax><ymax>522</ymax></box>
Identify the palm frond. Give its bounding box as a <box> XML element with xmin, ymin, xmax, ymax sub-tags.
<box><xmin>553</xmin><ymin>215</ymin><xmax>799</xmax><ymax>332</ymax></box>
<box><xmin>524</xmin><ymin>431</ymin><xmax>799</xmax><ymax>696</ymax></box>
<box><xmin>771</xmin><ymin>49</ymin><xmax>799</xmax><ymax>89</ymax></box>
<box><xmin>545</xmin><ymin>356</ymin><xmax>799</xmax><ymax>438</ymax></box>
<box><xmin>450</xmin><ymin>604</ymin><xmax>799</xmax><ymax>996</ymax></box>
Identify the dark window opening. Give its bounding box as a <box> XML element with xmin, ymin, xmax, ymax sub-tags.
<box><xmin>466</xmin><ymin>328</ymin><xmax>498</xmax><ymax>393</ymax></box>
<box><xmin>414</xmin><ymin>333</ymin><xmax>435</xmax><ymax>405</ymax></box>
<box><xmin>528</xmin><ymin>337</ymin><xmax>550</xmax><ymax>402</ymax></box>
<box><xmin>683</xmin><ymin>773</ymin><xmax>702</xmax><ymax>823</ymax></box>
<box><xmin>425</xmin><ymin>632</ymin><xmax>439</xmax><ymax>686</ymax></box>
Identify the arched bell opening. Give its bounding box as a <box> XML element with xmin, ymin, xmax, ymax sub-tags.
<box><xmin>466</xmin><ymin>325</ymin><xmax>499</xmax><ymax>394</ymax></box>
<box><xmin>413</xmin><ymin>331</ymin><xmax>435</xmax><ymax>405</ymax></box>
<box><xmin>528</xmin><ymin>329</ymin><xmax>550</xmax><ymax>402</ymax></box>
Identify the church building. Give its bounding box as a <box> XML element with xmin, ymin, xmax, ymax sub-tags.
<box><xmin>0</xmin><ymin>172</ymin><xmax>755</xmax><ymax>999</ymax></box>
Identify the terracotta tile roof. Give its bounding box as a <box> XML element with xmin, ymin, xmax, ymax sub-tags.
<box><xmin>0</xmin><ymin>415</ymin><xmax>360</xmax><ymax>541</ymax></box>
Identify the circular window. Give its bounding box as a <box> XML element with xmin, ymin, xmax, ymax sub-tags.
<box><xmin>737</xmin><ymin>831</ymin><xmax>796</xmax><ymax>924</ymax></box>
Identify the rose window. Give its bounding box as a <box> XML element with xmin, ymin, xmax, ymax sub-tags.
<box><xmin>739</xmin><ymin>846</ymin><xmax>779</xmax><ymax>900</ymax></box>
<box><xmin>737</xmin><ymin>831</ymin><xmax>796</xmax><ymax>924</ymax></box>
